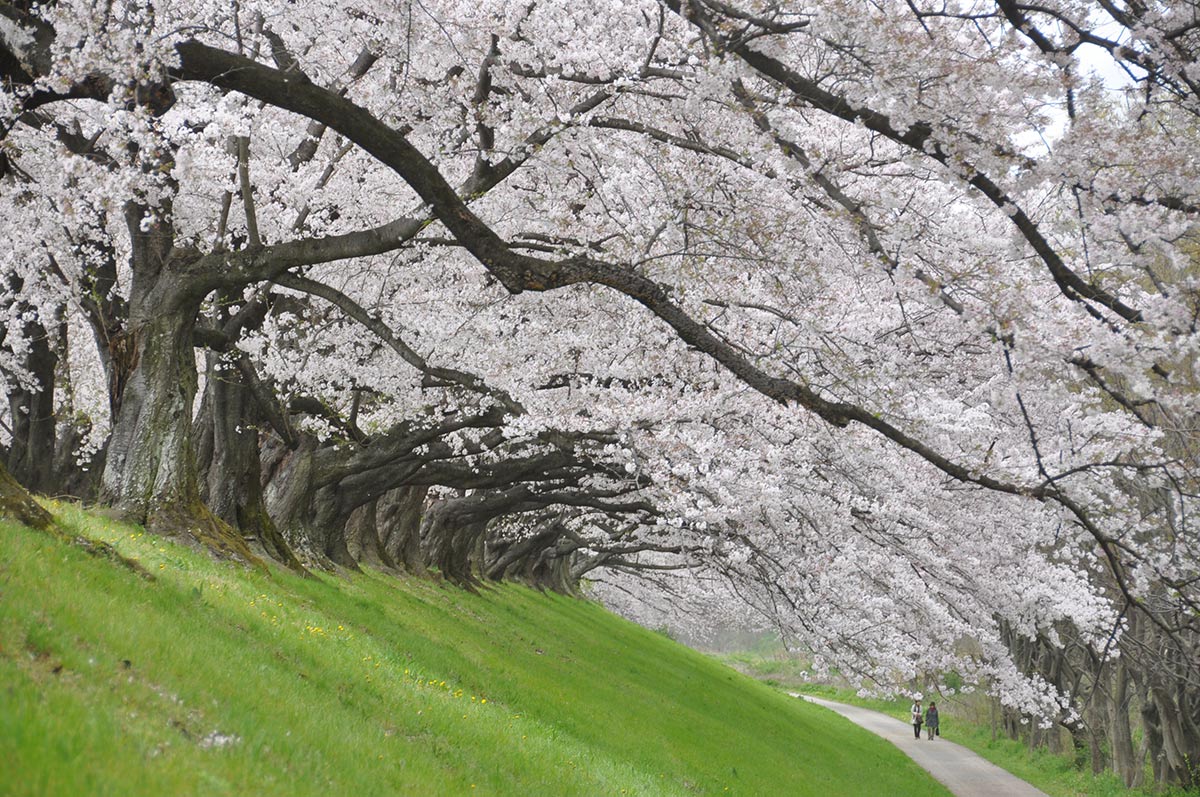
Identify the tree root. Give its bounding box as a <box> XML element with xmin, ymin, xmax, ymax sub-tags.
<box><xmin>146</xmin><ymin>496</ymin><xmax>269</xmax><ymax>573</ymax></box>
<box><xmin>2</xmin><ymin>463</ymin><xmax>156</xmax><ymax>580</ymax></box>
<box><xmin>0</xmin><ymin>462</ymin><xmax>55</xmax><ymax>531</ymax></box>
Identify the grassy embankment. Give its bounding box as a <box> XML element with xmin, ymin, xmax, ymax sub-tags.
<box><xmin>1</xmin><ymin>502</ymin><xmax>949</xmax><ymax>796</ymax></box>
<box><xmin>721</xmin><ymin>650</ymin><xmax>1187</xmax><ymax>797</ymax></box>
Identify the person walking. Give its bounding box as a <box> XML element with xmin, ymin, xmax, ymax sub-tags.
<box><xmin>925</xmin><ymin>702</ymin><xmax>940</xmax><ymax>740</ymax></box>
<box><xmin>910</xmin><ymin>699</ymin><xmax>923</xmax><ymax>739</ymax></box>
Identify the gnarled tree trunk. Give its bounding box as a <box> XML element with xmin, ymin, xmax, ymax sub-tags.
<box><xmin>421</xmin><ymin>494</ymin><xmax>490</xmax><ymax>588</ymax></box>
<box><xmin>262</xmin><ymin>436</ymin><xmax>357</xmax><ymax>569</ymax></box>
<box><xmin>201</xmin><ymin>351</ymin><xmax>302</xmax><ymax>571</ymax></box>
<box><xmin>98</xmin><ymin>214</ymin><xmax>257</xmax><ymax>564</ymax></box>
<box><xmin>378</xmin><ymin>485</ymin><xmax>428</xmax><ymax>574</ymax></box>
<box><xmin>345</xmin><ymin>501</ymin><xmax>397</xmax><ymax>570</ymax></box>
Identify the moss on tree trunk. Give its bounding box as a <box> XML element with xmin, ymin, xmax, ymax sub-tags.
<box><xmin>0</xmin><ymin>460</ymin><xmax>54</xmax><ymax>531</ymax></box>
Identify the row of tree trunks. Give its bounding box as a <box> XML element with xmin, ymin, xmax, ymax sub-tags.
<box><xmin>255</xmin><ymin>438</ymin><xmax>587</xmax><ymax>592</ymax></box>
<box><xmin>995</xmin><ymin>603</ymin><xmax>1200</xmax><ymax>791</ymax></box>
<box><xmin>2</xmin><ymin>293</ymin><xmax>100</xmax><ymax>502</ymax></box>
<box><xmin>1141</xmin><ymin>664</ymin><xmax>1200</xmax><ymax>788</ymax></box>
<box><xmin>0</xmin><ymin>20</ymin><xmax>602</xmax><ymax>592</ymax></box>
<box><xmin>485</xmin><ymin>519</ymin><xmax>581</xmax><ymax>595</ymax></box>
<box><xmin>1</xmin><ymin>312</ymin><xmax>587</xmax><ymax>589</ymax></box>
<box><xmin>0</xmin><ymin>289</ymin><xmax>561</xmax><ymax>584</ymax></box>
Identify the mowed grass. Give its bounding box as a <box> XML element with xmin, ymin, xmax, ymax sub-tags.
<box><xmin>1</xmin><ymin>503</ymin><xmax>949</xmax><ymax>797</ymax></box>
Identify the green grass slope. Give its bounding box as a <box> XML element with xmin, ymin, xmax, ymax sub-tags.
<box><xmin>1</xmin><ymin>504</ymin><xmax>949</xmax><ymax>796</ymax></box>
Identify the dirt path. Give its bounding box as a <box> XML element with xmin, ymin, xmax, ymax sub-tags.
<box><xmin>797</xmin><ymin>695</ymin><xmax>1049</xmax><ymax>797</ymax></box>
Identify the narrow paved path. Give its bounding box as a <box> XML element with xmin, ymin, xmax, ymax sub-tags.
<box><xmin>796</xmin><ymin>695</ymin><xmax>1049</xmax><ymax>797</ymax></box>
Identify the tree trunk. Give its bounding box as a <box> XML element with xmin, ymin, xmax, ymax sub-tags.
<box><xmin>5</xmin><ymin>310</ymin><xmax>58</xmax><ymax>494</ymax></box>
<box><xmin>378</xmin><ymin>485</ymin><xmax>428</xmax><ymax>574</ymax></box>
<box><xmin>1088</xmin><ymin>678</ymin><xmax>1111</xmax><ymax>775</ymax></box>
<box><xmin>52</xmin><ymin>415</ymin><xmax>102</xmax><ymax>500</ymax></box>
<box><xmin>1110</xmin><ymin>656</ymin><xmax>1138</xmax><ymax>787</ymax></box>
<box><xmin>202</xmin><ymin>352</ymin><xmax>302</xmax><ymax>571</ymax></box>
<box><xmin>421</xmin><ymin>497</ymin><xmax>487</xmax><ymax>588</ymax></box>
<box><xmin>345</xmin><ymin>501</ymin><xmax>397</xmax><ymax>570</ymax></box>
<box><xmin>101</xmin><ymin>309</ymin><xmax>196</xmax><ymax>517</ymax></box>
<box><xmin>1149</xmin><ymin>683</ymin><xmax>1200</xmax><ymax>789</ymax></box>
<box><xmin>262</xmin><ymin>437</ymin><xmax>357</xmax><ymax>570</ymax></box>
<box><xmin>1143</xmin><ymin>697</ymin><xmax>1168</xmax><ymax>785</ymax></box>
<box><xmin>194</xmin><ymin>368</ymin><xmax>215</xmax><ymax>487</ymax></box>
<box><xmin>100</xmin><ymin>300</ymin><xmax>257</xmax><ymax>563</ymax></box>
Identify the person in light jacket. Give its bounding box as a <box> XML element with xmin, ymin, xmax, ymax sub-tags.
<box><xmin>910</xmin><ymin>699</ymin><xmax>923</xmax><ymax>739</ymax></box>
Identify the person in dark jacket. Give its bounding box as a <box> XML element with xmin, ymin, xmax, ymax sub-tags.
<box><xmin>925</xmin><ymin>702</ymin><xmax>940</xmax><ymax>739</ymax></box>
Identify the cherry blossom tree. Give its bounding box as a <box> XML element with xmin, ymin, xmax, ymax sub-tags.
<box><xmin>2</xmin><ymin>0</ymin><xmax>1199</xmax><ymax>787</ymax></box>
